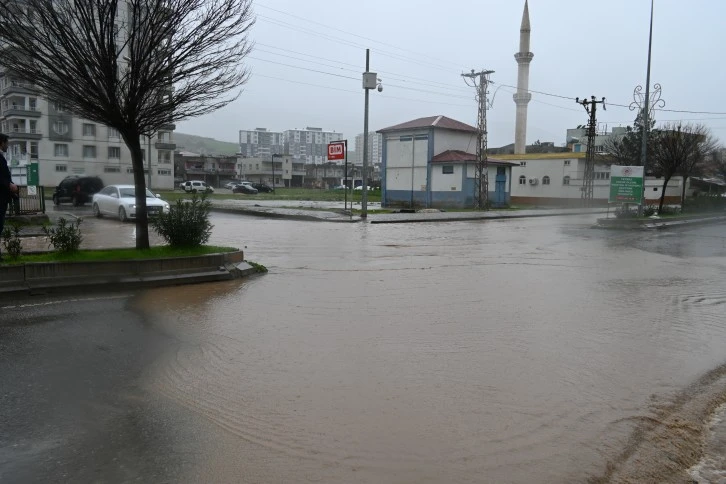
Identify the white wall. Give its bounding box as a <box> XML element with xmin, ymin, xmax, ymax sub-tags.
<box><xmin>384</xmin><ymin>131</ymin><xmax>429</xmax><ymax>192</ymax></box>
<box><xmin>464</xmin><ymin>165</ymin><xmax>511</xmax><ymax>193</ymax></box>
<box><xmin>433</xmin><ymin>130</ymin><xmax>477</xmax><ymax>154</ymax></box>
<box><xmin>431</xmin><ymin>164</ymin><xmax>463</xmax><ymax>191</ymax></box>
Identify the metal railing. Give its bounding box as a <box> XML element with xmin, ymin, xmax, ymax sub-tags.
<box><xmin>8</xmin><ymin>186</ymin><xmax>45</xmax><ymax>215</ymax></box>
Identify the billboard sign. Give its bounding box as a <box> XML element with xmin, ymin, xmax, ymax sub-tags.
<box><xmin>327</xmin><ymin>142</ymin><xmax>346</xmax><ymax>161</ymax></box>
<box><xmin>609</xmin><ymin>165</ymin><xmax>644</xmax><ymax>203</ymax></box>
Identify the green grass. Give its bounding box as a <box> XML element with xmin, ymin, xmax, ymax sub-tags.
<box><xmin>157</xmin><ymin>188</ymin><xmax>382</xmax><ymax>203</ymax></box>
<box><xmin>3</xmin><ymin>245</ymin><xmax>238</xmax><ymax>265</ymax></box>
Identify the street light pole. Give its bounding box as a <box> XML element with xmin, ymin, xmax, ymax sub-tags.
<box><xmin>639</xmin><ymin>0</ymin><xmax>654</xmax><ymax>214</ymax></box>
<box><xmin>360</xmin><ymin>49</ymin><xmax>382</xmax><ymax>220</ymax></box>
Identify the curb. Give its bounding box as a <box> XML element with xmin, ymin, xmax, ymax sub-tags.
<box><xmin>211</xmin><ymin>206</ymin><xmax>361</xmax><ymax>223</ymax></box>
<box><xmin>595</xmin><ymin>214</ymin><xmax>726</xmax><ymax>230</ymax></box>
<box><xmin>369</xmin><ymin>210</ymin><xmax>608</xmax><ymax>224</ymax></box>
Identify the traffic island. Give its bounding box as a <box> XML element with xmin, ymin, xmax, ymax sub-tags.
<box><xmin>0</xmin><ymin>250</ymin><xmax>259</xmax><ymax>298</ymax></box>
<box><xmin>595</xmin><ymin>214</ymin><xmax>726</xmax><ymax>230</ymax></box>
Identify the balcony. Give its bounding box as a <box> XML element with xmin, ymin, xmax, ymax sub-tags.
<box><xmin>3</xmin><ymin>105</ymin><xmax>41</xmax><ymax>118</ymax></box>
<box><xmin>2</xmin><ymin>81</ymin><xmax>36</xmax><ymax>95</ymax></box>
<box><xmin>155</xmin><ymin>141</ymin><xmax>176</xmax><ymax>150</ymax></box>
<box><xmin>160</xmin><ymin>123</ymin><xmax>176</xmax><ymax>131</ymax></box>
<box><xmin>8</xmin><ymin>128</ymin><xmax>42</xmax><ymax>140</ymax></box>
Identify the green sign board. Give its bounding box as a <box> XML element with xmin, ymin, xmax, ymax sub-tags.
<box><xmin>609</xmin><ymin>165</ymin><xmax>644</xmax><ymax>203</ymax></box>
<box><xmin>27</xmin><ymin>162</ymin><xmax>39</xmax><ymax>186</ymax></box>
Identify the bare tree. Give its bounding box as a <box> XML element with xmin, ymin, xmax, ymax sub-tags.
<box><xmin>0</xmin><ymin>0</ymin><xmax>254</xmax><ymax>248</ymax></box>
<box><xmin>677</xmin><ymin>126</ymin><xmax>717</xmax><ymax>209</ymax></box>
<box><xmin>650</xmin><ymin>123</ymin><xmax>709</xmax><ymax>212</ymax></box>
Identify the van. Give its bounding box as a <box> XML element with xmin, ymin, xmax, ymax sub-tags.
<box><xmin>52</xmin><ymin>176</ymin><xmax>104</xmax><ymax>206</ymax></box>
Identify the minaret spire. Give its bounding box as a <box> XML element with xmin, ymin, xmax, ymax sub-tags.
<box><xmin>513</xmin><ymin>0</ymin><xmax>533</xmax><ymax>155</ymax></box>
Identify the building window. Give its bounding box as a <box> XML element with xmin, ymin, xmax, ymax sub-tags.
<box><xmin>157</xmin><ymin>169</ymin><xmax>171</xmax><ymax>176</ymax></box>
<box><xmin>520</xmin><ymin>161</ymin><xmax>527</xmax><ymax>167</ymax></box>
<box><xmin>108</xmin><ymin>146</ymin><xmax>121</xmax><ymax>159</ymax></box>
<box><xmin>104</xmin><ymin>166</ymin><xmax>120</xmax><ymax>173</ymax></box>
<box><xmin>83</xmin><ymin>123</ymin><xmax>96</xmax><ymax>136</ymax></box>
<box><xmin>30</xmin><ymin>142</ymin><xmax>38</xmax><ymax>157</ymax></box>
<box><xmin>54</xmin><ymin>143</ymin><xmax>68</xmax><ymax>157</ymax></box>
<box><xmin>563</xmin><ymin>176</ymin><xmax>571</xmax><ymax>185</ymax></box>
<box><xmin>595</xmin><ymin>172</ymin><xmax>610</xmax><ymax>180</ymax></box>
<box><xmin>82</xmin><ymin>145</ymin><xmax>96</xmax><ymax>158</ymax></box>
<box><xmin>108</xmin><ymin>127</ymin><xmax>120</xmax><ymax>139</ymax></box>
<box><xmin>52</xmin><ymin>101</ymin><xmax>66</xmax><ymax>113</ymax></box>
<box><xmin>55</xmin><ymin>164</ymin><xmax>67</xmax><ymax>172</ymax></box>
<box><xmin>127</xmin><ymin>167</ymin><xmax>135</xmax><ymax>174</ymax></box>
<box><xmin>542</xmin><ymin>176</ymin><xmax>551</xmax><ymax>185</ymax></box>
<box><xmin>564</xmin><ymin>160</ymin><xmax>571</xmax><ymax>166</ymax></box>
<box><xmin>519</xmin><ymin>175</ymin><xmax>526</xmax><ymax>185</ymax></box>
<box><xmin>52</xmin><ymin>120</ymin><xmax>69</xmax><ymax>136</ymax></box>
<box><xmin>442</xmin><ymin>165</ymin><xmax>454</xmax><ymax>174</ymax></box>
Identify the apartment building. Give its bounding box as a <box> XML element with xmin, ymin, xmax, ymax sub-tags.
<box><xmin>238</xmin><ymin>128</ymin><xmax>284</xmax><ymax>158</ymax></box>
<box><xmin>284</xmin><ymin>127</ymin><xmax>343</xmax><ymax>164</ymax></box>
<box><xmin>354</xmin><ymin>132</ymin><xmax>383</xmax><ymax>166</ymax></box>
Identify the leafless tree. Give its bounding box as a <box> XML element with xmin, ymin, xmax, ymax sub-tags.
<box><xmin>676</xmin><ymin>126</ymin><xmax>717</xmax><ymax>209</ymax></box>
<box><xmin>0</xmin><ymin>0</ymin><xmax>254</xmax><ymax>248</ymax></box>
<box><xmin>651</xmin><ymin>123</ymin><xmax>710</xmax><ymax>212</ymax></box>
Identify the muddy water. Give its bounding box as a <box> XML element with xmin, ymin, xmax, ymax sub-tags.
<box><xmin>137</xmin><ymin>214</ymin><xmax>726</xmax><ymax>483</ymax></box>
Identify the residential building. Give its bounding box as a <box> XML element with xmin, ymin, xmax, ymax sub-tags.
<box><xmin>378</xmin><ymin>115</ymin><xmax>516</xmax><ymax>208</ymax></box>
<box><xmin>176</xmin><ymin>152</ymin><xmax>237</xmax><ymax>188</ymax></box>
<box><xmin>509</xmin><ymin>152</ymin><xmax>685</xmax><ymax>206</ymax></box>
<box><xmin>354</xmin><ymin>132</ymin><xmax>383</xmax><ymax>166</ymax></box>
<box><xmin>237</xmin><ymin>156</ymin><xmax>305</xmax><ymax>188</ymax></box>
<box><xmin>566</xmin><ymin>126</ymin><xmax>628</xmax><ymax>154</ymax></box>
<box><xmin>283</xmin><ymin>127</ymin><xmax>343</xmax><ymax>164</ymax></box>
<box><xmin>238</xmin><ymin>128</ymin><xmax>284</xmax><ymax>158</ymax></box>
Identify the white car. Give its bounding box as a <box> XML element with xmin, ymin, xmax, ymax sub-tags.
<box><xmin>184</xmin><ymin>180</ymin><xmax>214</xmax><ymax>193</ymax></box>
<box><xmin>92</xmin><ymin>184</ymin><xmax>170</xmax><ymax>221</ymax></box>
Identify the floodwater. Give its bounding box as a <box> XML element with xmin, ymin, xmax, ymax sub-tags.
<box><xmin>134</xmin><ymin>214</ymin><xmax>726</xmax><ymax>483</ymax></box>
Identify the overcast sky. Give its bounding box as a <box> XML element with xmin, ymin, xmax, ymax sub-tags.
<box><xmin>177</xmin><ymin>0</ymin><xmax>726</xmax><ymax>151</ymax></box>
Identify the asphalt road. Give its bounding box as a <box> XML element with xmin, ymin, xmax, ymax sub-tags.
<box><xmin>0</xmin><ymin>292</ymin><xmax>190</xmax><ymax>483</ymax></box>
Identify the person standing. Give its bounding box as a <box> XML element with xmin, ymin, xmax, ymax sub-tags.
<box><xmin>0</xmin><ymin>133</ymin><xmax>19</xmax><ymax>260</ymax></box>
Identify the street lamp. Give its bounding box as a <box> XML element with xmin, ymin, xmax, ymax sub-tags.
<box><xmin>271</xmin><ymin>153</ymin><xmax>283</xmax><ymax>192</ymax></box>
<box><xmin>361</xmin><ymin>48</ymin><xmax>382</xmax><ymax>219</ymax></box>
<box><xmin>639</xmin><ymin>0</ymin><xmax>655</xmax><ymax>215</ymax></box>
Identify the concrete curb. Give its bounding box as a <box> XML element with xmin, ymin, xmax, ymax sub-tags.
<box><xmin>211</xmin><ymin>206</ymin><xmax>361</xmax><ymax>223</ymax></box>
<box><xmin>369</xmin><ymin>209</ymin><xmax>608</xmax><ymax>224</ymax></box>
<box><xmin>595</xmin><ymin>214</ymin><xmax>726</xmax><ymax>230</ymax></box>
<box><xmin>0</xmin><ymin>250</ymin><xmax>259</xmax><ymax>298</ymax></box>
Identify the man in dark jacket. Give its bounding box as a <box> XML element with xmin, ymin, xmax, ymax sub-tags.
<box><xmin>0</xmin><ymin>133</ymin><xmax>19</xmax><ymax>260</ymax></box>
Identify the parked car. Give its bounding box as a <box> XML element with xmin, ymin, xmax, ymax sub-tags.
<box><xmin>232</xmin><ymin>184</ymin><xmax>258</xmax><ymax>194</ymax></box>
<box><xmin>183</xmin><ymin>180</ymin><xmax>214</xmax><ymax>193</ymax></box>
<box><xmin>224</xmin><ymin>180</ymin><xmax>244</xmax><ymax>190</ymax></box>
<box><xmin>251</xmin><ymin>182</ymin><xmax>273</xmax><ymax>193</ymax></box>
<box><xmin>92</xmin><ymin>185</ymin><xmax>170</xmax><ymax>221</ymax></box>
<box><xmin>52</xmin><ymin>176</ymin><xmax>104</xmax><ymax>206</ymax></box>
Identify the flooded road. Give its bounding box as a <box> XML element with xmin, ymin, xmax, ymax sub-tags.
<box><xmin>136</xmin><ymin>214</ymin><xmax>726</xmax><ymax>483</ymax></box>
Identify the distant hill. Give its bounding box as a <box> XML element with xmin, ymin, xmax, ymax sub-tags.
<box><xmin>174</xmin><ymin>132</ymin><xmax>239</xmax><ymax>156</ymax></box>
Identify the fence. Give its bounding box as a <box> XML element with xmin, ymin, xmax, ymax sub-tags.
<box><xmin>8</xmin><ymin>185</ymin><xmax>45</xmax><ymax>215</ymax></box>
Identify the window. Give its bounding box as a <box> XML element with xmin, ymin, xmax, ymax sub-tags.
<box><xmin>52</xmin><ymin>120</ymin><xmax>69</xmax><ymax>136</ymax></box>
<box><xmin>55</xmin><ymin>164</ymin><xmax>67</xmax><ymax>172</ymax></box>
<box><xmin>108</xmin><ymin>146</ymin><xmax>121</xmax><ymax>159</ymax></box>
<box><xmin>442</xmin><ymin>165</ymin><xmax>454</xmax><ymax>174</ymax></box>
<box><xmin>108</xmin><ymin>127</ymin><xmax>120</xmax><ymax>139</ymax></box>
<box><xmin>30</xmin><ymin>142</ymin><xmax>38</xmax><ymax>157</ymax></box>
<box><xmin>519</xmin><ymin>175</ymin><xmax>527</xmax><ymax>185</ymax></box>
<box><xmin>52</xmin><ymin>101</ymin><xmax>66</xmax><ymax>113</ymax></box>
<box><xmin>542</xmin><ymin>176</ymin><xmax>551</xmax><ymax>185</ymax></box>
<box><xmin>595</xmin><ymin>172</ymin><xmax>610</xmax><ymax>180</ymax></box>
<box><xmin>564</xmin><ymin>160</ymin><xmax>571</xmax><ymax>166</ymax></box>
<box><xmin>127</xmin><ymin>167</ymin><xmax>134</xmax><ymax>174</ymax></box>
<box><xmin>158</xmin><ymin>152</ymin><xmax>171</xmax><ymax>164</ymax></box>
<box><xmin>83</xmin><ymin>145</ymin><xmax>96</xmax><ymax>158</ymax></box>
<box><xmin>83</xmin><ymin>124</ymin><xmax>96</xmax><ymax>136</ymax></box>
<box><xmin>54</xmin><ymin>143</ymin><xmax>68</xmax><ymax>157</ymax></box>
<box><xmin>157</xmin><ymin>169</ymin><xmax>171</xmax><ymax>176</ymax></box>
<box><xmin>104</xmin><ymin>166</ymin><xmax>121</xmax><ymax>173</ymax></box>
<box><xmin>520</xmin><ymin>161</ymin><xmax>527</xmax><ymax>167</ymax></box>
<box><xmin>563</xmin><ymin>176</ymin><xmax>571</xmax><ymax>185</ymax></box>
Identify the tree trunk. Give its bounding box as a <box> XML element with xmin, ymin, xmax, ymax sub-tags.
<box><xmin>681</xmin><ymin>175</ymin><xmax>688</xmax><ymax>211</ymax></box>
<box><xmin>658</xmin><ymin>176</ymin><xmax>671</xmax><ymax>212</ymax></box>
<box><xmin>124</xmin><ymin>134</ymin><xmax>150</xmax><ymax>250</ymax></box>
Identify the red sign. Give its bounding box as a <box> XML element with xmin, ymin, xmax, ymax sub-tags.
<box><xmin>327</xmin><ymin>142</ymin><xmax>346</xmax><ymax>161</ymax></box>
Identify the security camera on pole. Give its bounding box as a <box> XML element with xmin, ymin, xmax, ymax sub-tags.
<box><xmin>361</xmin><ymin>48</ymin><xmax>382</xmax><ymax>220</ymax></box>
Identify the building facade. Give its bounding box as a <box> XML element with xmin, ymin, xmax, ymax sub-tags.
<box><xmin>566</xmin><ymin>126</ymin><xmax>628</xmax><ymax>154</ymax></box>
<box><xmin>176</xmin><ymin>152</ymin><xmax>238</xmax><ymax>188</ymax></box>
<box><xmin>283</xmin><ymin>127</ymin><xmax>343</xmax><ymax>164</ymax></box>
<box><xmin>354</xmin><ymin>132</ymin><xmax>383</xmax><ymax>166</ymax></box>
<box><xmin>379</xmin><ymin>115</ymin><xmax>515</xmax><ymax>208</ymax></box>
<box><xmin>238</xmin><ymin>128</ymin><xmax>284</xmax><ymax>158</ymax></box>
<box><xmin>237</xmin><ymin>156</ymin><xmax>305</xmax><ymax>188</ymax></box>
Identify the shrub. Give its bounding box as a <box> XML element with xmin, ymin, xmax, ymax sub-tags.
<box><xmin>1</xmin><ymin>222</ymin><xmax>23</xmax><ymax>260</ymax></box>
<box><xmin>643</xmin><ymin>205</ymin><xmax>657</xmax><ymax>217</ymax></box>
<box><xmin>247</xmin><ymin>261</ymin><xmax>268</xmax><ymax>273</ymax></box>
<box><xmin>42</xmin><ymin>217</ymin><xmax>83</xmax><ymax>253</ymax></box>
<box><xmin>152</xmin><ymin>193</ymin><xmax>213</xmax><ymax>248</ymax></box>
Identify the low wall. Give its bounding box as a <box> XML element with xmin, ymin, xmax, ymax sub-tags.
<box><xmin>0</xmin><ymin>250</ymin><xmax>245</xmax><ymax>294</ymax></box>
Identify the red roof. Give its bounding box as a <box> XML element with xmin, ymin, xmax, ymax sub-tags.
<box><xmin>378</xmin><ymin>115</ymin><xmax>477</xmax><ymax>134</ymax></box>
<box><xmin>431</xmin><ymin>150</ymin><xmax>519</xmax><ymax>166</ymax></box>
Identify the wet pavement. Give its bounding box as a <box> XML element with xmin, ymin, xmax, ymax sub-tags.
<box><xmin>3</xmin><ymin>212</ymin><xmax>726</xmax><ymax>483</ymax></box>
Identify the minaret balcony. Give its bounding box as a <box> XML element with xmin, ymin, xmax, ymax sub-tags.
<box><xmin>514</xmin><ymin>52</ymin><xmax>534</xmax><ymax>63</ymax></box>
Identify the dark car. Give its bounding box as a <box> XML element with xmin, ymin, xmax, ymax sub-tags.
<box><xmin>251</xmin><ymin>182</ymin><xmax>273</xmax><ymax>193</ymax></box>
<box><xmin>52</xmin><ymin>176</ymin><xmax>104</xmax><ymax>206</ymax></box>
<box><xmin>232</xmin><ymin>183</ymin><xmax>258</xmax><ymax>194</ymax></box>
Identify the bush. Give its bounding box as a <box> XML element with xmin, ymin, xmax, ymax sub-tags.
<box><xmin>152</xmin><ymin>193</ymin><xmax>213</xmax><ymax>247</ymax></box>
<box><xmin>682</xmin><ymin>196</ymin><xmax>726</xmax><ymax>214</ymax></box>
<box><xmin>658</xmin><ymin>205</ymin><xmax>680</xmax><ymax>216</ymax></box>
<box><xmin>643</xmin><ymin>205</ymin><xmax>657</xmax><ymax>217</ymax></box>
<box><xmin>42</xmin><ymin>217</ymin><xmax>83</xmax><ymax>253</ymax></box>
<box><xmin>2</xmin><ymin>222</ymin><xmax>23</xmax><ymax>260</ymax></box>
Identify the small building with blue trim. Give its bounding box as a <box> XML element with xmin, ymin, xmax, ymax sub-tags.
<box><xmin>378</xmin><ymin>115</ymin><xmax>517</xmax><ymax>208</ymax></box>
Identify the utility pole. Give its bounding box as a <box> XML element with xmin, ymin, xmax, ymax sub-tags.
<box><xmin>576</xmin><ymin>96</ymin><xmax>606</xmax><ymax>205</ymax></box>
<box><xmin>639</xmin><ymin>0</ymin><xmax>655</xmax><ymax>215</ymax></box>
<box><xmin>462</xmin><ymin>69</ymin><xmax>494</xmax><ymax>209</ymax></box>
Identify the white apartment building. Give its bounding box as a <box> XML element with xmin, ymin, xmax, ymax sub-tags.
<box><xmin>566</xmin><ymin>126</ymin><xmax>628</xmax><ymax>154</ymax></box>
<box><xmin>354</xmin><ymin>132</ymin><xmax>383</xmax><ymax>166</ymax></box>
<box><xmin>284</xmin><ymin>127</ymin><xmax>343</xmax><ymax>164</ymax></box>
<box><xmin>0</xmin><ymin>76</ymin><xmax>176</xmax><ymax>189</ymax></box>
<box><xmin>239</xmin><ymin>128</ymin><xmax>284</xmax><ymax>158</ymax></box>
